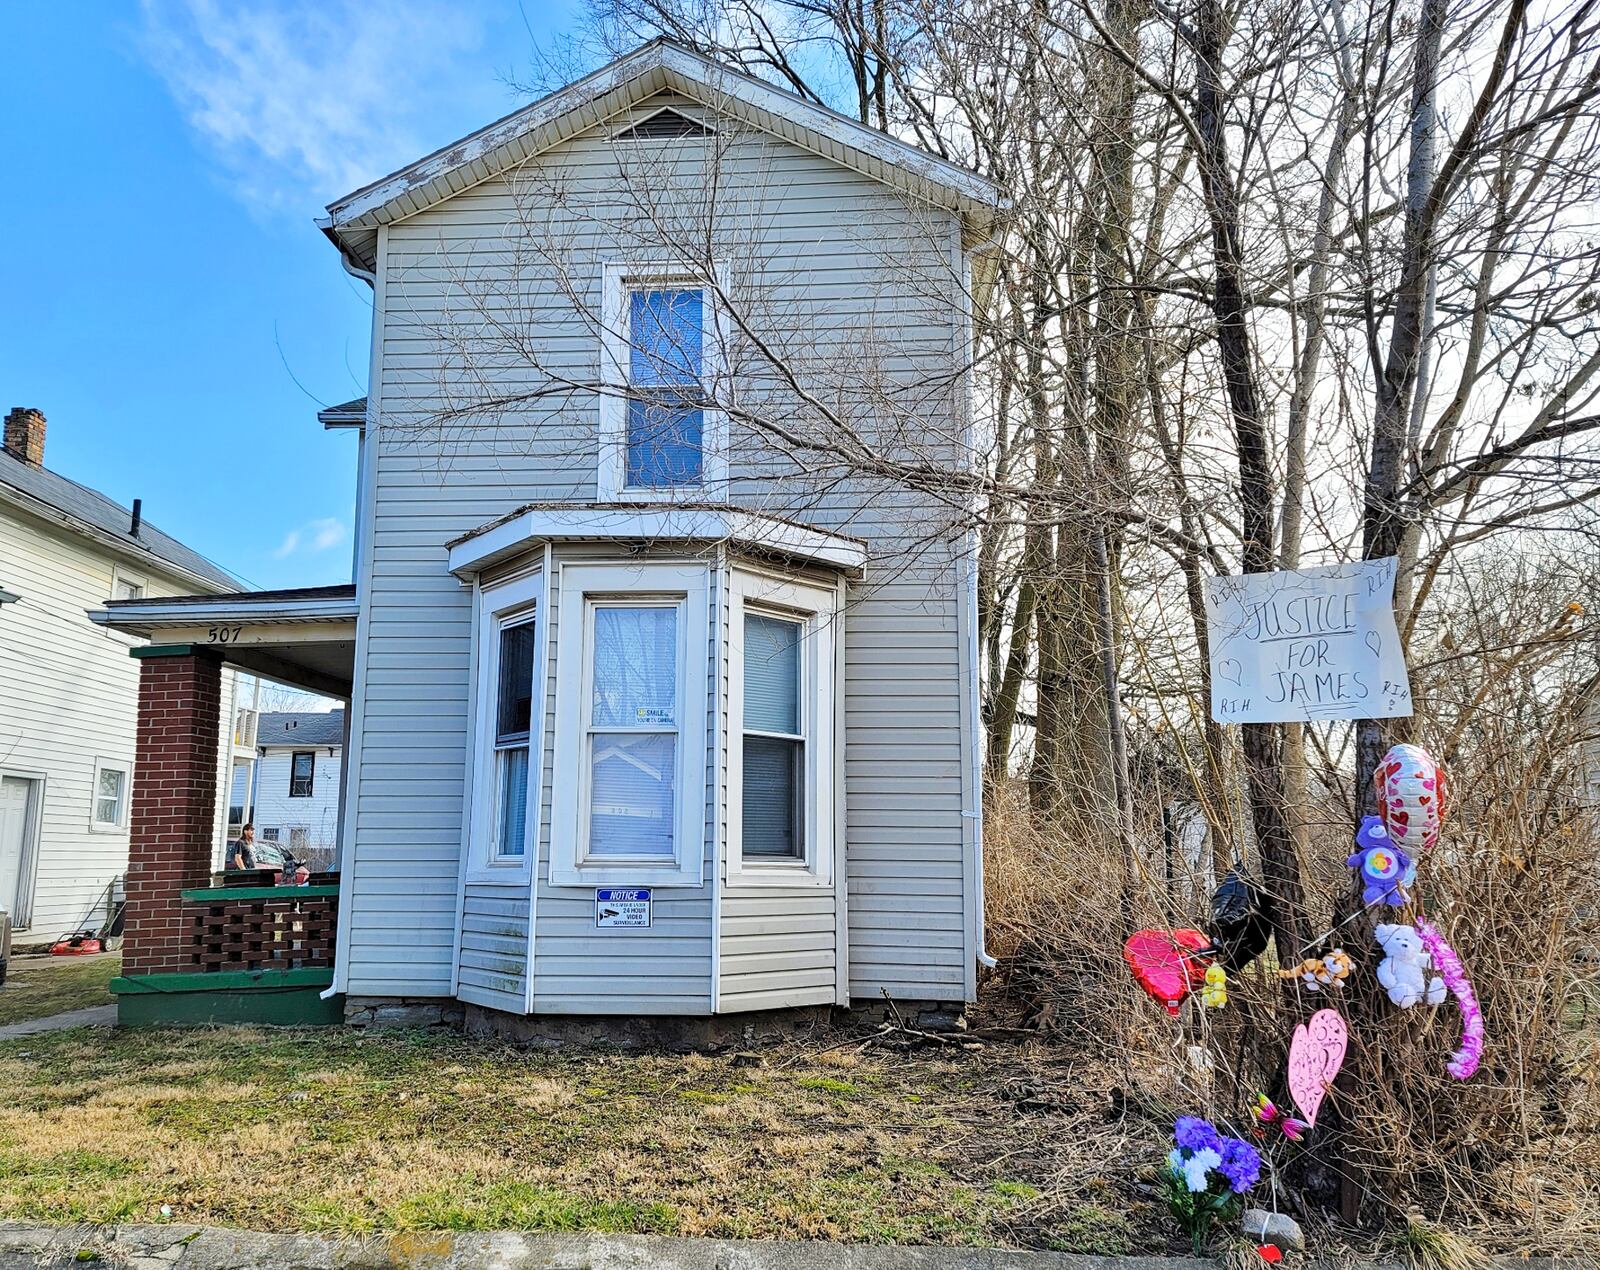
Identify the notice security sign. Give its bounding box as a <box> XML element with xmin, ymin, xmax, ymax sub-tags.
<box><xmin>596</xmin><ymin>888</ymin><xmax>652</xmax><ymax>928</ymax></box>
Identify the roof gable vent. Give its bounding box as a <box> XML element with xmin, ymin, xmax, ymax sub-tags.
<box><xmin>612</xmin><ymin>108</ymin><xmax>714</xmax><ymax>141</ymax></box>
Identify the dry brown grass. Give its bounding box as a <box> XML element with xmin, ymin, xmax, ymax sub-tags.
<box><xmin>979</xmin><ymin>705</ymin><xmax>1600</xmax><ymax>1258</ymax></box>
<box><xmin>0</xmin><ymin>1023</ymin><xmax>1159</xmax><ymax>1252</ymax></box>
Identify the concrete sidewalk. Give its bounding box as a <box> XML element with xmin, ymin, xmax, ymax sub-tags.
<box><xmin>0</xmin><ymin>1223</ymin><xmax>1215</xmax><ymax>1270</ymax></box>
<box><xmin>0</xmin><ymin>1003</ymin><xmax>116</xmax><ymax>1039</ymax></box>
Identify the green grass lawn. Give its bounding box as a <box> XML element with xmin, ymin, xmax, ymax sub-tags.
<box><xmin>0</xmin><ymin>1026</ymin><xmax>1131</xmax><ymax>1248</ymax></box>
<box><xmin>0</xmin><ymin>954</ymin><xmax>120</xmax><ymax>1027</ymax></box>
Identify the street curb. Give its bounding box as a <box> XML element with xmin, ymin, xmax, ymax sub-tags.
<box><xmin>0</xmin><ymin>1223</ymin><xmax>1579</xmax><ymax>1270</ymax></box>
<box><xmin>0</xmin><ymin>1223</ymin><xmax>1214</xmax><ymax>1269</ymax></box>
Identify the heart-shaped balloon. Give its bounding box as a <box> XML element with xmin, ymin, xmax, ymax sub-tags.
<box><xmin>1287</xmin><ymin>1008</ymin><xmax>1348</xmax><ymax>1127</ymax></box>
<box><xmin>1123</xmin><ymin>929</ymin><xmax>1211</xmax><ymax>1015</ymax></box>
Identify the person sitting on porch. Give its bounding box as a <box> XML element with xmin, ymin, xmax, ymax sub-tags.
<box><xmin>228</xmin><ymin>824</ymin><xmax>256</xmax><ymax>871</ymax></box>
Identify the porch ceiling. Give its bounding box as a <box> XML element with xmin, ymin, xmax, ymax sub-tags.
<box><xmin>89</xmin><ymin>584</ymin><xmax>357</xmax><ymax>699</ymax></box>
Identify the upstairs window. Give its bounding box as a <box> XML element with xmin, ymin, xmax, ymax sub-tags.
<box><xmin>110</xmin><ymin>569</ymin><xmax>145</xmax><ymax>601</ymax></box>
<box><xmin>289</xmin><ymin>751</ymin><xmax>315</xmax><ymax>798</ymax></box>
<box><xmin>627</xmin><ymin>287</ymin><xmax>704</xmax><ymax>489</ymax></box>
<box><xmin>600</xmin><ymin>265</ymin><xmax>725</xmax><ymax>501</ymax></box>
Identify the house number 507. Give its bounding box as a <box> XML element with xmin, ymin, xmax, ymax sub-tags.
<box><xmin>206</xmin><ymin>626</ymin><xmax>243</xmax><ymax>643</ymax></box>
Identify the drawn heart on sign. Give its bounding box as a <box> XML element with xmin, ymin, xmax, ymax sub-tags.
<box><xmin>1218</xmin><ymin>658</ymin><xmax>1243</xmax><ymax>685</ymax></box>
<box><xmin>1365</xmin><ymin>631</ymin><xmax>1382</xmax><ymax>658</ymax></box>
<box><xmin>1287</xmin><ymin>1008</ymin><xmax>1348</xmax><ymax>1128</ymax></box>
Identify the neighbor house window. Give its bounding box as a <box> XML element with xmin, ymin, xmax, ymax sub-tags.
<box><xmin>469</xmin><ymin>569</ymin><xmax>544</xmax><ymax>876</ymax></box>
<box><xmin>260</xmin><ymin>828</ymin><xmax>281</xmax><ymax>842</ymax></box>
<box><xmin>89</xmin><ymin>758</ymin><xmax>130</xmax><ymax>831</ymax></box>
<box><xmin>627</xmin><ymin>287</ymin><xmax>704</xmax><ymax>488</ymax></box>
<box><xmin>289</xmin><ymin>752</ymin><xmax>315</xmax><ymax>798</ymax></box>
<box><xmin>599</xmin><ymin>265</ymin><xmax>725</xmax><ymax>500</ymax></box>
<box><xmin>288</xmin><ymin>827</ymin><xmax>309</xmax><ymax>851</ymax></box>
<box><xmin>110</xmin><ymin>570</ymin><xmax>145</xmax><ymax>601</ymax></box>
<box><xmin>741</xmin><ymin>613</ymin><xmax>804</xmax><ymax>859</ymax></box>
<box><xmin>550</xmin><ymin>562</ymin><xmax>708</xmax><ymax>887</ymax></box>
<box><xmin>726</xmin><ymin>571</ymin><xmax>838</xmax><ymax>885</ymax></box>
<box><xmin>492</xmin><ymin>619</ymin><xmax>536</xmax><ymax>859</ymax></box>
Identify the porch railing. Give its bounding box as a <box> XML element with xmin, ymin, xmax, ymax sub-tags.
<box><xmin>179</xmin><ymin>875</ymin><xmax>339</xmax><ymax>973</ymax></box>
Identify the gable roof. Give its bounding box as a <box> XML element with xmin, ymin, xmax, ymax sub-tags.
<box><xmin>257</xmin><ymin>709</ymin><xmax>346</xmax><ymax>749</ymax></box>
<box><xmin>0</xmin><ymin>447</ymin><xmax>237</xmax><ymax>592</ymax></box>
<box><xmin>320</xmin><ymin>38</ymin><xmax>1004</xmax><ymax>272</ymax></box>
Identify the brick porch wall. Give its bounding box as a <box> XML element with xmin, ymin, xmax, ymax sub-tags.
<box><xmin>122</xmin><ymin>647</ymin><xmax>224</xmax><ymax>976</ymax></box>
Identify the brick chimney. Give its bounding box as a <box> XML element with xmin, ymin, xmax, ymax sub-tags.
<box><xmin>3</xmin><ymin>408</ymin><xmax>46</xmax><ymax>465</ymax></box>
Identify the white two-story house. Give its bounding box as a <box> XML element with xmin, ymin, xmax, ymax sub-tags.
<box><xmin>97</xmin><ymin>40</ymin><xmax>1001</xmax><ymax>1030</ymax></box>
<box><xmin>1</xmin><ymin>407</ymin><xmax>239</xmax><ymax>942</ymax></box>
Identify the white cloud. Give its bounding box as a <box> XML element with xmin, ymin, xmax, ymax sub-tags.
<box><xmin>273</xmin><ymin>517</ymin><xmax>346</xmax><ymax>558</ymax></box>
<box><xmin>136</xmin><ymin>0</ymin><xmax>491</xmax><ymax>210</ymax></box>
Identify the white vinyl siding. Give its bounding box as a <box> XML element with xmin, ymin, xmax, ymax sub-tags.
<box><xmin>251</xmin><ymin>747</ymin><xmax>343</xmax><ymax>855</ymax></box>
<box><xmin>0</xmin><ymin>504</ymin><xmax>237</xmax><ymax>936</ymax></box>
<box><xmin>348</xmin><ymin>93</ymin><xmax>970</xmax><ymax>1007</ymax></box>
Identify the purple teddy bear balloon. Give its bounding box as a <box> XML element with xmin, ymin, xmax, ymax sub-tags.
<box><xmin>1346</xmin><ymin>814</ymin><xmax>1415</xmax><ymax>907</ymax></box>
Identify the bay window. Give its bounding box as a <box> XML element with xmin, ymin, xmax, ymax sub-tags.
<box><xmin>726</xmin><ymin>570</ymin><xmax>838</xmax><ymax>885</ymax></box>
<box><xmin>468</xmin><ymin>569</ymin><xmax>545</xmax><ymax>877</ymax></box>
<box><xmin>550</xmin><ymin>562</ymin><xmax>708</xmax><ymax>886</ymax></box>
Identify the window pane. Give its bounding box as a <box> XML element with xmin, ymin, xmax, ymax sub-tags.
<box><xmin>743</xmin><ymin>736</ymin><xmax>801</xmax><ymax>857</ymax></box>
<box><xmin>496</xmin><ymin>621</ymin><xmax>536</xmax><ymax>742</ymax></box>
<box><xmin>630</xmin><ymin>288</ymin><xmax>702</xmax><ymax>386</ymax></box>
<box><xmin>627</xmin><ymin>400</ymin><xmax>703</xmax><ymax>487</ymax></box>
<box><xmin>744</xmin><ymin>615</ymin><xmax>801</xmax><ymax>734</ymax></box>
<box><xmin>98</xmin><ymin>768</ymin><xmax>123</xmax><ymax>800</ymax></box>
<box><xmin>496</xmin><ymin>746</ymin><xmax>529</xmax><ymax>857</ymax></box>
<box><xmin>96</xmin><ymin>797</ymin><xmax>119</xmax><ymax>824</ymax></box>
<box><xmin>591</xmin><ymin>606</ymin><xmax>677</xmax><ymax>728</ymax></box>
<box><xmin>290</xmin><ymin>752</ymin><xmax>314</xmax><ymax>796</ymax></box>
<box><xmin>627</xmin><ymin>287</ymin><xmax>704</xmax><ymax>488</ymax></box>
<box><xmin>589</xmin><ymin>732</ymin><xmax>676</xmax><ymax>857</ymax></box>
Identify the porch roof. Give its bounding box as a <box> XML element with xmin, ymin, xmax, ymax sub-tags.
<box><xmin>89</xmin><ymin>584</ymin><xmax>357</xmax><ymax>699</ymax></box>
<box><xmin>445</xmin><ymin>503</ymin><xmax>868</xmax><ymax>579</ymax></box>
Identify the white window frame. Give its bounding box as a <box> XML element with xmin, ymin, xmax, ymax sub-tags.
<box><xmin>89</xmin><ymin>757</ymin><xmax>131</xmax><ymax>832</ymax></box>
<box><xmin>109</xmin><ymin>567</ymin><xmax>146</xmax><ymax>602</ymax></box>
<box><xmin>598</xmin><ymin>262</ymin><xmax>728</xmax><ymax>502</ymax></box>
<box><xmin>550</xmin><ymin>561</ymin><xmax>709</xmax><ymax>887</ymax></box>
<box><xmin>725</xmin><ymin>569</ymin><xmax>837</xmax><ymax>887</ymax></box>
<box><xmin>466</xmin><ymin>569</ymin><xmax>546</xmax><ymax>882</ymax></box>
<box><xmin>288</xmin><ymin>750</ymin><xmax>315</xmax><ymax>798</ymax></box>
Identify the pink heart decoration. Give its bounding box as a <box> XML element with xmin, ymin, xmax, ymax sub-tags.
<box><xmin>1287</xmin><ymin>1008</ymin><xmax>1348</xmax><ymax>1127</ymax></box>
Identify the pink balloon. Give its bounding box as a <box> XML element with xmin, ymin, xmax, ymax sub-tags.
<box><xmin>1287</xmin><ymin>1008</ymin><xmax>1348</xmax><ymax>1127</ymax></box>
<box><xmin>1374</xmin><ymin>743</ymin><xmax>1445</xmax><ymax>852</ymax></box>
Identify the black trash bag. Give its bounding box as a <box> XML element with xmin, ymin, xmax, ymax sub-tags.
<box><xmin>1209</xmin><ymin>870</ymin><xmax>1272</xmax><ymax>970</ymax></box>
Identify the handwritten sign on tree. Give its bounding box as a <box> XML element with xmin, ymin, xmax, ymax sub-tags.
<box><xmin>1204</xmin><ymin>559</ymin><xmax>1412</xmax><ymax>724</ymax></box>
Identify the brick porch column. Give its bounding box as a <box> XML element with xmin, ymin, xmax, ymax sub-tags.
<box><xmin>123</xmin><ymin>645</ymin><xmax>224</xmax><ymax>977</ymax></box>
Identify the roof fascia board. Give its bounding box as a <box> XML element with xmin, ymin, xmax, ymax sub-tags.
<box><xmin>89</xmin><ymin>595</ymin><xmax>360</xmax><ymax>635</ymax></box>
<box><xmin>0</xmin><ymin>481</ymin><xmax>234</xmax><ymax>594</ymax></box>
<box><xmin>447</xmin><ymin>506</ymin><xmax>866</xmax><ymax>577</ymax></box>
<box><xmin>325</xmin><ymin>41</ymin><xmax>1001</xmax><ymax>236</ymax></box>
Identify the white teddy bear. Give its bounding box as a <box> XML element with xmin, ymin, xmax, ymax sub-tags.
<box><xmin>1374</xmin><ymin>923</ymin><xmax>1447</xmax><ymax>1009</ymax></box>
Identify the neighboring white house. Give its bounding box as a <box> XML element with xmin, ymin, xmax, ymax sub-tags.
<box><xmin>0</xmin><ymin>407</ymin><xmax>240</xmax><ymax>940</ymax></box>
<box><xmin>98</xmin><ymin>40</ymin><xmax>1003</xmax><ymax>1023</ymax></box>
<box><xmin>236</xmin><ymin>710</ymin><xmax>344</xmax><ymax>862</ymax></box>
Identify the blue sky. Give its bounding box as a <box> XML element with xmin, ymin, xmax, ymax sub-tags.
<box><xmin>1</xmin><ymin>1</ymin><xmax>585</xmax><ymax>590</ymax></box>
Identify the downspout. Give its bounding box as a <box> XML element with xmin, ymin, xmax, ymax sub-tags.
<box><xmin>963</xmin><ymin>233</ymin><xmax>1002</xmax><ymax>972</ymax></box>
<box><xmin>323</xmin><ymin>236</ymin><xmax>378</xmax><ymax>1001</ymax></box>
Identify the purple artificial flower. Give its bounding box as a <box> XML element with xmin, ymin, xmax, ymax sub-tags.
<box><xmin>1174</xmin><ymin>1116</ymin><xmax>1222</xmax><ymax>1153</ymax></box>
<box><xmin>1218</xmin><ymin>1136</ymin><xmax>1262</xmax><ymax>1193</ymax></box>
